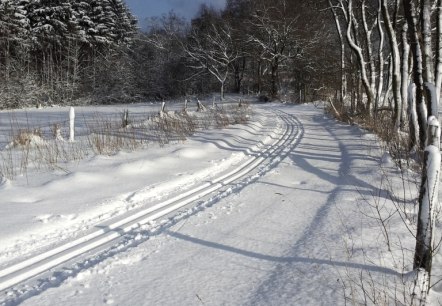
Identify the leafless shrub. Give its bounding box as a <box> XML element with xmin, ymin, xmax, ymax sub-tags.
<box><xmin>213</xmin><ymin>108</ymin><xmax>230</xmax><ymax>128</ymax></box>
<box><xmin>86</xmin><ymin>113</ymin><xmax>141</xmax><ymax>155</ymax></box>
<box><xmin>0</xmin><ymin>149</ymin><xmax>16</xmax><ymax>180</ymax></box>
<box><xmin>10</xmin><ymin>128</ymin><xmax>43</xmax><ymax>147</ymax></box>
<box><xmin>0</xmin><ymin>102</ymin><xmax>253</xmax><ymax>180</ymax></box>
<box><xmin>179</xmin><ymin>111</ymin><xmax>197</xmax><ymax>135</ymax></box>
<box><xmin>51</xmin><ymin>123</ymin><xmax>63</xmax><ymax>140</ymax></box>
<box><xmin>324</xmin><ymin>104</ymin><xmax>426</xmax><ymax>305</ymax></box>
<box><xmin>335</xmin><ymin>200</ymin><xmax>421</xmax><ymax>306</ymax></box>
<box><xmin>154</xmin><ymin>113</ymin><xmax>188</xmax><ymax>145</ymax></box>
<box><xmin>325</xmin><ymin>99</ymin><xmax>418</xmax><ymax>172</ymax></box>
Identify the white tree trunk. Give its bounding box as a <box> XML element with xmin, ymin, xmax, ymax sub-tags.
<box><xmin>376</xmin><ymin>2</ymin><xmax>385</xmax><ymax>112</ymax></box>
<box><xmin>409</xmin><ymin>83</ymin><xmax>420</xmax><ymax>151</ymax></box>
<box><xmin>422</xmin><ymin>0</ymin><xmax>434</xmax><ymax>84</ymax></box>
<box><xmin>361</xmin><ymin>0</ymin><xmax>376</xmax><ymax>93</ymax></box>
<box><xmin>436</xmin><ymin>0</ymin><xmax>442</xmax><ymax>105</ymax></box>
<box><xmin>404</xmin><ymin>0</ymin><xmax>428</xmax><ymax>148</ymax></box>
<box><xmin>414</xmin><ymin>115</ymin><xmax>441</xmax><ymax>287</ymax></box>
<box><xmin>382</xmin><ymin>0</ymin><xmax>403</xmax><ymax>130</ymax></box>
<box><xmin>346</xmin><ymin>0</ymin><xmax>375</xmax><ymax>112</ymax></box>
<box><xmin>329</xmin><ymin>0</ymin><xmax>347</xmax><ymax>104</ymax></box>
<box><xmin>402</xmin><ymin>23</ymin><xmax>410</xmax><ymax>124</ymax></box>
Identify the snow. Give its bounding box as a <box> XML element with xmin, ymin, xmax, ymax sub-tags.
<box><xmin>419</xmin><ymin>144</ymin><xmax>441</xmax><ymax>256</ymax></box>
<box><xmin>0</xmin><ymin>100</ymin><xmax>439</xmax><ymax>305</ymax></box>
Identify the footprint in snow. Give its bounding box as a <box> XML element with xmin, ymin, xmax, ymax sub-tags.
<box><xmin>35</xmin><ymin>214</ymin><xmax>53</xmax><ymax>223</ymax></box>
<box><xmin>292</xmin><ymin>181</ymin><xmax>307</xmax><ymax>185</ymax></box>
<box><xmin>103</xmin><ymin>294</ymin><xmax>114</xmax><ymax>304</ymax></box>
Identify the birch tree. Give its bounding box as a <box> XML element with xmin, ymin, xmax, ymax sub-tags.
<box><xmin>381</xmin><ymin>0</ymin><xmax>402</xmax><ymax>129</ymax></box>
<box><xmin>329</xmin><ymin>0</ymin><xmax>347</xmax><ymax>105</ymax></box>
<box><xmin>403</xmin><ymin>0</ymin><xmax>428</xmax><ymax>149</ymax></box>
<box><xmin>345</xmin><ymin>0</ymin><xmax>376</xmax><ymax>113</ymax></box>
<box><xmin>402</xmin><ymin>0</ymin><xmax>442</xmax><ymax>294</ymax></box>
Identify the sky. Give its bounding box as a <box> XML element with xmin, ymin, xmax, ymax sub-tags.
<box><xmin>124</xmin><ymin>0</ymin><xmax>226</xmax><ymax>27</ymax></box>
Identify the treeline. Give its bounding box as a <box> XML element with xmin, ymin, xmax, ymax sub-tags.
<box><xmin>328</xmin><ymin>0</ymin><xmax>442</xmax><ymax>288</ymax></box>
<box><xmin>0</xmin><ymin>0</ymin><xmax>137</xmax><ymax>108</ymax></box>
<box><xmin>7</xmin><ymin>0</ymin><xmax>439</xmax><ymax>135</ymax></box>
<box><xmin>0</xmin><ymin>0</ymin><xmax>337</xmax><ymax>108</ymax></box>
<box><xmin>328</xmin><ymin>0</ymin><xmax>442</xmax><ymax>152</ymax></box>
<box><xmin>138</xmin><ymin>0</ymin><xmax>335</xmax><ymax>101</ymax></box>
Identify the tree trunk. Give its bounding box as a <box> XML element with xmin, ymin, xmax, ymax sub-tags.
<box><xmin>436</xmin><ymin>0</ymin><xmax>442</xmax><ymax>105</ymax></box>
<box><xmin>346</xmin><ymin>0</ymin><xmax>374</xmax><ymax>114</ymax></box>
<box><xmin>361</xmin><ymin>0</ymin><xmax>376</xmax><ymax>93</ymax></box>
<box><xmin>270</xmin><ymin>58</ymin><xmax>279</xmax><ymax>98</ymax></box>
<box><xmin>329</xmin><ymin>0</ymin><xmax>347</xmax><ymax>105</ymax></box>
<box><xmin>421</xmin><ymin>0</ymin><xmax>437</xmax><ymax>117</ymax></box>
<box><xmin>233</xmin><ymin>57</ymin><xmax>245</xmax><ymax>93</ymax></box>
<box><xmin>404</xmin><ymin>0</ymin><xmax>427</xmax><ymax>150</ymax></box>
<box><xmin>376</xmin><ymin>1</ymin><xmax>385</xmax><ymax>115</ymax></box>
<box><xmin>402</xmin><ymin>23</ymin><xmax>418</xmax><ymax>149</ymax></box>
<box><xmin>414</xmin><ymin>116</ymin><xmax>441</xmax><ymax>289</ymax></box>
<box><xmin>381</xmin><ymin>0</ymin><xmax>402</xmax><ymax>130</ymax></box>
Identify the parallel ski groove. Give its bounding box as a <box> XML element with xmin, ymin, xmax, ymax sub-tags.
<box><xmin>0</xmin><ymin>109</ymin><xmax>300</xmax><ymax>292</ymax></box>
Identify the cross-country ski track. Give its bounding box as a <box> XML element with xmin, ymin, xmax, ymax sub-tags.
<box><xmin>1</xmin><ymin>106</ymin><xmax>302</xmax><ymax>301</ymax></box>
<box><xmin>1</xmin><ymin>103</ymin><xmax>433</xmax><ymax>305</ymax></box>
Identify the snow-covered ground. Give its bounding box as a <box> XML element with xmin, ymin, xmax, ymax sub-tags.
<box><xmin>0</xmin><ymin>100</ymin><xmax>440</xmax><ymax>305</ymax></box>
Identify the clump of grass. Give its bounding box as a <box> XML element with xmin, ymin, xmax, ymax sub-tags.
<box><xmin>0</xmin><ymin>100</ymin><xmax>253</xmax><ymax>180</ymax></box>
<box><xmin>213</xmin><ymin>108</ymin><xmax>230</xmax><ymax>128</ymax></box>
<box><xmin>10</xmin><ymin>128</ymin><xmax>43</xmax><ymax>147</ymax></box>
<box><xmin>86</xmin><ymin>113</ymin><xmax>142</xmax><ymax>155</ymax></box>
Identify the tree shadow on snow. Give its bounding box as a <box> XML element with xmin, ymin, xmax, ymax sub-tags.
<box><xmin>167</xmin><ymin>230</ymin><xmax>402</xmax><ymax>279</ymax></box>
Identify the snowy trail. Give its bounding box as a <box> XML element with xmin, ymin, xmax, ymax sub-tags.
<box><xmin>0</xmin><ymin>108</ymin><xmax>302</xmax><ymax>298</ymax></box>
<box><xmin>0</xmin><ymin>103</ymin><xmax>275</xmax><ymax>265</ymax></box>
<box><xmin>1</xmin><ymin>103</ymin><xmax>405</xmax><ymax>305</ymax></box>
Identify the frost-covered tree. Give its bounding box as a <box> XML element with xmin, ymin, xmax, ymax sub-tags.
<box><xmin>184</xmin><ymin>9</ymin><xmax>239</xmax><ymax>100</ymax></box>
<box><xmin>247</xmin><ymin>0</ymin><xmax>304</xmax><ymax>98</ymax></box>
<box><xmin>0</xmin><ymin>0</ymin><xmax>137</xmax><ymax>108</ymax></box>
<box><xmin>0</xmin><ymin>0</ymin><xmax>29</xmax><ymax>80</ymax></box>
<box><xmin>403</xmin><ymin>0</ymin><xmax>442</xmax><ymax>293</ymax></box>
<box><xmin>133</xmin><ymin>12</ymin><xmax>189</xmax><ymax>99</ymax></box>
<box><xmin>381</xmin><ymin>0</ymin><xmax>402</xmax><ymax>129</ymax></box>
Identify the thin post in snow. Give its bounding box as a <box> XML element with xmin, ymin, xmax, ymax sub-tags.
<box><xmin>69</xmin><ymin>107</ymin><xmax>75</xmax><ymax>142</ymax></box>
<box><xmin>159</xmin><ymin>101</ymin><xmax>166</xmax><ymax>118</ymax></box>
<box><xmin>122</xmin><ymin>109</ymin><xmax>129</xmax><ymax>128</ymax></box>
<box><xmin>197</xmin><ymin>99</ymin><xmax>206</xmax><ymax>112</ymax></box>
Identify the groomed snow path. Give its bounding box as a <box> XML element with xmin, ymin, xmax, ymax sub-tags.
<box><xmin>3</xmin><ymin>103</ymin><xmax>388</xmax><ymax>305</ymax></box>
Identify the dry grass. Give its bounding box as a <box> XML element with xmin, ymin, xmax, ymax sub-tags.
<box><xmin>325</xmin><ymin>99</ymin><xmax>419</xmax><ymax>171</ymax></box>
<box><xmin>322</xmin><ymin>98</ymin><xmax>430</xmax><ymax>305</ymax></box>
<box><xmin>0</xmin><ymin>101</ymin><xmax>252</xmax><ymax>180</ymax></box>
<box><xmin>86</xmin><ymin>113</ymin><xmax>142</xmax><ymax>155</ymax></box>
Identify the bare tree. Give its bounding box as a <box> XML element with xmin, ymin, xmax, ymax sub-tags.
<box><xmin>329</xmin><ymin>0</ymin><xmax>347</xmax><ymax>105</ymax></box>
<box><xmin>401</xmin><ymin>0</ymin><xmax>442</xmax><ymax>294</ymax></box>
<box><xmin>404</xmin><ymin>0</ymin><xmax>428</xmax><ymax>149</ymax></box>
<box><xmin>183</xmin><ymin>16</ymin><xmax>238</xmax><ymax>100</ymax></box>
<box><xmin>247</xmin><ymin>0</ymin><xmax>305</xmax><ymax>98</ymax></box>
<box><xmin>381</xmin><ymin>0</ymin><xmax>402</xmax><ymax>129</ymax></box>
<box><xmin>339</xmin><ymin>0</ymin><xmax>376</xmax><ymax>113</ymax></box>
